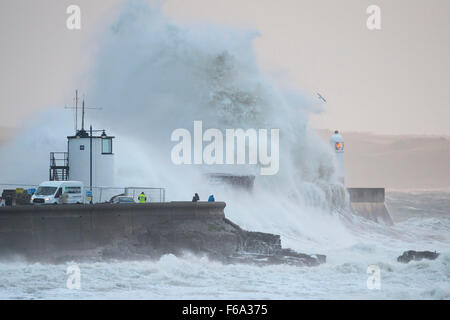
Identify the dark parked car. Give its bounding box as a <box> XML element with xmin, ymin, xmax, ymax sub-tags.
<box><xmin>111</xmin><ymin>196</ymin><xmax>135</xmax><ymax>204</ymax></box>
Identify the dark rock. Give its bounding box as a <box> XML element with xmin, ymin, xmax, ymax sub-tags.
<box><xmin>99</xmin><ymin>217</ymin><xmax>326</xmax><ymax>267</ymax></box>
<box><xmin>397</xmin><ymin>250</ymin><xmax>440</xmax><ymax>263</ymax></box>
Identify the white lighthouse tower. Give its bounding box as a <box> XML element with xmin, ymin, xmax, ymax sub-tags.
<box><xmin>49</xmin><ymin>92</ymin><xmax>115</xmax><ymax>202</ymax></box>
<box><xmin>330</xmin><ymin>130</ymin><xmax>345</xmax><ymax>184</ymax></box>
<box><xmin>67</xmin><ymin>128</ymin><xmax>115</xmax><ymax>191</ymax></box>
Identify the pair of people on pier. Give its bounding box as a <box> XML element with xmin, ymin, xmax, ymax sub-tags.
<box><xmin>192</xmin><ymin>193</ymin><xmax>215</xmax><ymax>202</ymax></box>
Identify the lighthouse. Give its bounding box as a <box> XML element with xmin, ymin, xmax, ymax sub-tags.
<box><xmin>67</xmin><ymin>128</ymin><xmax>115</xmax><ymax>189</ymax></box>
<box><xmin>49</xmin><ymin>91</ymin><xmax>115</xmax><ymax>202</ymax></box>
<box><xmin>330</xmin><ymin>130</ymin><xmax>345</xmax><ymax>184</ymax></box>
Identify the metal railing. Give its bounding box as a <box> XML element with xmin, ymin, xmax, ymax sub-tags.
<box><xmin>0</xmin><ymin>183</ymin><xmax>166</xmax><ymax>204</ymax></box>
<box><xmin>90</xmin><ymin>186</ymin><xmax>166</xmax><ymax>203</ymax></box>
<box><xmin>49</xmin><ymin>152</ymin><xmax>69</xmax><ymax>181</ymax></box>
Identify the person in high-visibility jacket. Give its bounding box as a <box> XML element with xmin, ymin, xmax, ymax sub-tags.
<box><xmin>138</xmin><ymin>192</ymin><xmax>147</xmax><ymax>203</ymax></box>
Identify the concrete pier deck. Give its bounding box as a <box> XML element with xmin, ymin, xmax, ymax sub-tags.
<box><xmin>0</xmin><ymin>202</ymin><xmax>325</xmax><ymax>266</ymax></box>
<box><xmin>0</xmin><ymin>202</ymin><xmax>225</xmax><ymax>255</ymax></box>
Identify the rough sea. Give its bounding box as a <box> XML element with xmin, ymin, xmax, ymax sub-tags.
<box><xmin>0</xmin><ymin>190</ymin><xmax>448</xmax><ymax>300</ymax></box>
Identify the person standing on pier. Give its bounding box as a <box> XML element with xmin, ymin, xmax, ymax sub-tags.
<box><xmin>138</xmin><ymin>192</ymin><xmax>147</xmax><ymax>203</ymax></box>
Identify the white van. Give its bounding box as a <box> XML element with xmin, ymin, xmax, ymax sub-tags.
<box><xmin>31</xmin><ymin>181</ymin><xmax>85</xmax><ymax>205</ymax></box>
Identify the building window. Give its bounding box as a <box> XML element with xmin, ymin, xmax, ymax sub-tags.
<box><xmin>80</xmin><ymin>145</ymin><xmax>85</xmax><ymax>151</ymax></box>
<box><xmin>102</xmin><ymin>138</ymin><xmax>112</xmax><ymax>154</ymax></box>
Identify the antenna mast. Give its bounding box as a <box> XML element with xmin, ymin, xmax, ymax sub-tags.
<box><xmin>65</xmin><ymin>91</ymin><xmax>102</xmax><ymax>135</ymax></box>
<box><xmin>80</xmin><ymin>96</ymin><xmax>102</xmax><ymax>133</ymax></box>
<box><xmin>81</xmin><ymin>99</ymin><xmax>85</xmax><ymax>131</ymax></box>
<box><xmin>75</xmin><ymin>90</ymin><xmax>79</xmax><ymax>133</ymax></box>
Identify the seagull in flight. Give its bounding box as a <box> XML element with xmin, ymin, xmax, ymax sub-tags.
<box><xmin>317</xmin><ymin>93</ymin><xmax>327</xmax><ymax>103</ymax></box>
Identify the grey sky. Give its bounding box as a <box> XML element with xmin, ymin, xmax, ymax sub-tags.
<box><xmin>1</xmin><ymin>0</ymin><xmax>449</xmax><ymax>135</ymax></box>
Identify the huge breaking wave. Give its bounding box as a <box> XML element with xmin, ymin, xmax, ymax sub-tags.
<box><xmin>0</xmin><ymin>1</ymin><xmax>351</xmax><ymax>252</ymax></box>
<box><xmin>87</xmin><ymin>1</ymin><xmax>352</xmax><ymax>251</ymax></box>
<box><xmin>0</xmin><ymin>1</ymin><xmax>449</xmax><ymax>300</ymax></box>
